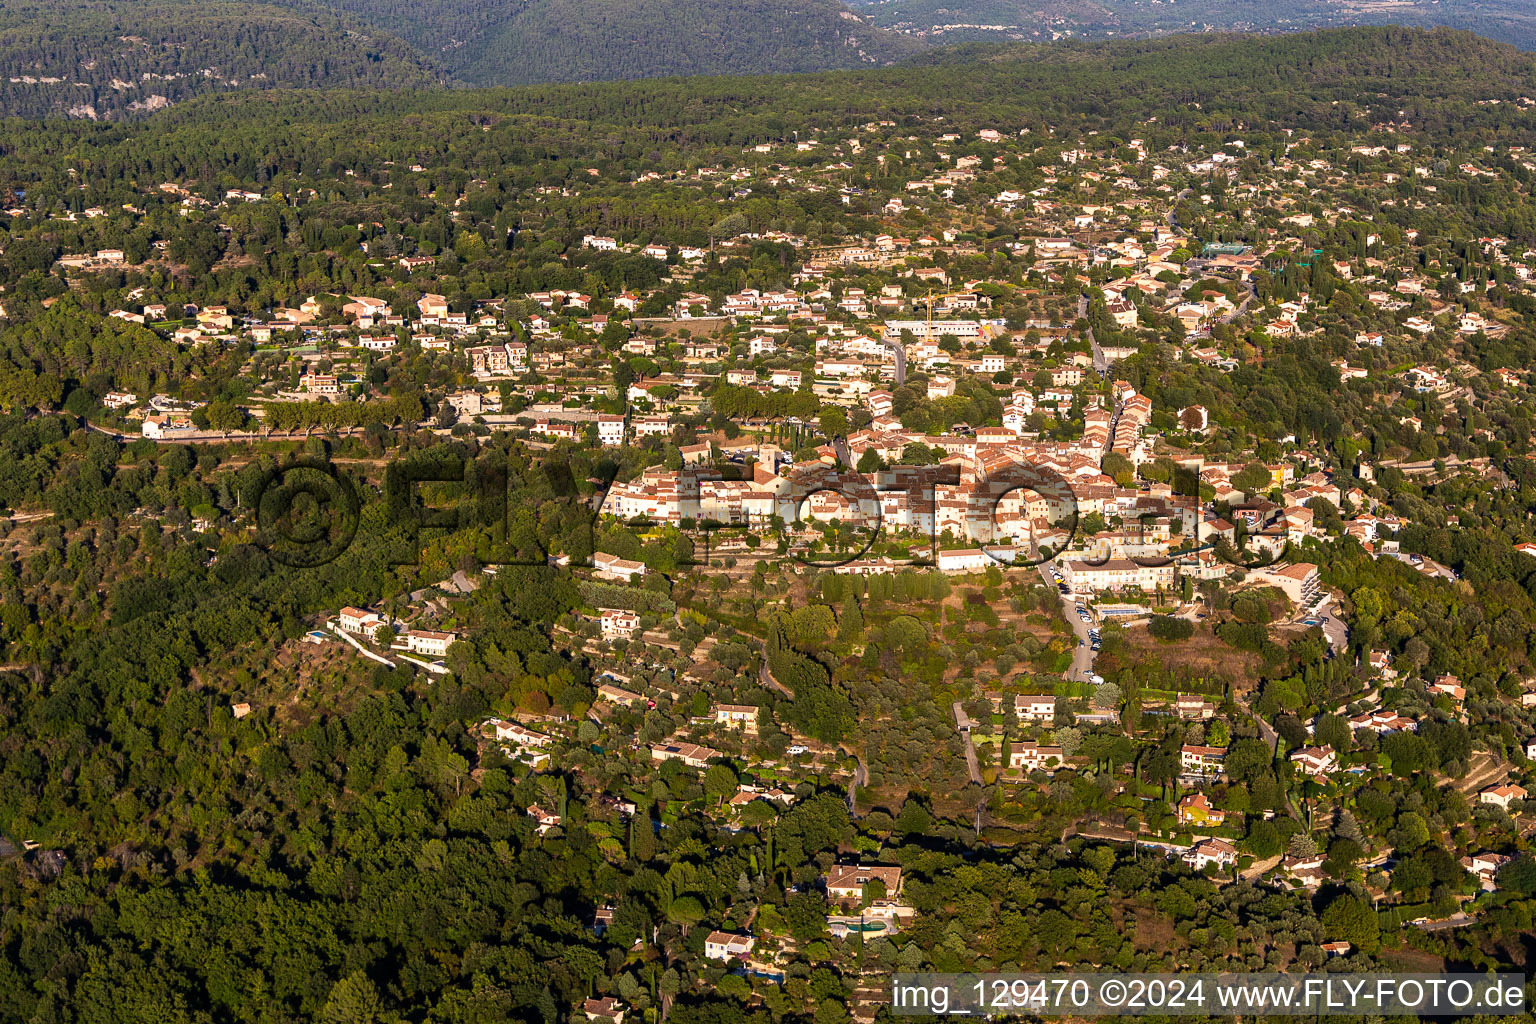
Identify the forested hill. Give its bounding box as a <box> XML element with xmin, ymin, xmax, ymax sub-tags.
<box><xmin>280</xmin><ymin>0</ymin><xmax>921</xmax><ymax>84</ymax></box>
<box><xmin>1</xmin><ymin>25</ymin><xmax>1533</xmax><ymax>230</ymax></box>
<box><xmin>0</xmin><ymin>0</ymin><xmax>445</xmax><ymax>119</ymax></box>
<box><xmin>72</xmin><ymin>25</ymin><xmax>1536</xmax><ymax>149</ymax></box>
<box><xmin>0</xmin><ymin>0</ymin><xmax>918</xmax><ymax>116</ymax></box>
<box><xmin>0</xmin><ymin>0</ymin><xmax>1533</xmax><ymax>116</ymax></box>
<box><xmin>441</xmin><ymin>0</ymin><xmax>923</xmax><ymax>85</ymax></box>
<box><xmin>848</xmin><ymin>0</ymin><xmax>1536</xmax><ymax>52</ymax></box>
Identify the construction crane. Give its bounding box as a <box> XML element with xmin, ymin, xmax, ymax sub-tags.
<box><xmin>920</xmin><ymin>288</ymin><xmax>984</xmax><ymax>339</ymax></box>
<box><xmin>881</xmin><ymin>289</ymin><xmax>985</xmax><ymax>388</ymax></box>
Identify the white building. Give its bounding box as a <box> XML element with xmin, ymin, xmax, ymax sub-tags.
<box><xmin>490</xmin><ymin>719</ymin><xmax>551</xmax><ymax>748</ymax></box>
<box><xmin>1289</xmin><ymin>745</ymin><xmax>1337</xmax><ymax>777</ymax></box>
<box><xmin>824</xmin><ymin>864</ymin><xmax>903</xmax><ymax>901</ymax></box>
<box><xmin>338</xmin><ymin>606</ymin><xmax>385</xmax><ymax>638</ymax></box>
<box><xmin>704</xmin><ymin>931</ymin><xmax>755</xmax><ymax>961</ymax></box>
<box><xmin>593</xmin><ymin>552</ymin><xmax>646</xmax><ymax>581</ymax></box>
<box><xmin>712</xmin><ymin>703</ymin><xmax>759</xmax><ymax>732</ymax></box>
<box><xmin>633</xmin><ymin>415</ymin><xmax>670</xmax><ymax>438</ymax></box>
<box><xmin>141</xmin><ymin>413</ymin><xmax>194</xmax><ymax>439</ymax></box>
<box><xmin>597</xmin><ymin>415</ymin><xmax>626</xmax><ymax>446</ymax></box>
<box><xmin>1014</xmin><ymin>695</ymin><xmax>1056</xmax><ymax>722</ymax></box>
<box><xmin>1479</xmin><ymin>784</ymin><xmax>1528</xmax><ymax>810</ymax></box>
<box><xmin>404</xmin><ymin>629</ymin><xmax>456</xmax><ymax>657</ymax></box>
<box><xmin>1009</xmin><ymin>742</ymin><xmax>1063</xmax><ymax>771</ymax></box>
<box><xmin>300</xmin><ymin>373</ymin><xmax>339</xmax><ymax>394</ymax></box>
<box><xmin>884</xmin><ymin>319</ymin><xmax>983</xmax><ymax>339</ymax></box>
<box><xmin>1062</xmin><ymin>558</ymin><xmax>1177</xmax><ymax>593</ymax></box>
<box><xmin>600</xmin><ymin>609</ymin><xmax>641</xmax><ymax>639</ymax></box>
<box><xmin>1180</xmin><ymin>744</ymin><xmax>1226</xmax><ymax>777</ymax></box>
<box><xmin>1183</xmin><ymin>838</ymin><xmax>1238</xmax><ymax>871</ymax></box>
<box><xmin>1246</xmin><ymin>562</ymin><xmax>1321</xmax><ymax>607</ymax></box>
<box><xmin>936</xmin><ymin>547</ymin><xmax>1021</xmax><ymax>573</ymax></box>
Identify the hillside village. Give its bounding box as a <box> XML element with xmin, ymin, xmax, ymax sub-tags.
<box><xmin>8</xmin><ymin>46</ymin><xmax>1536</xmax><ymax>1021</ymax></box>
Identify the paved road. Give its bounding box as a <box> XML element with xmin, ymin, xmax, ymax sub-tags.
<box><xmin>1069</xmin><ymin>825</ymin><xmax>1137</xmax><ymax>844</ymax></box>
<box><xmin>757</xmin><ymin>651</ymin><xmax>793</xmax><ymax>697</ymax></box>
<box><xmin>330</xmin><ymin>625</ymin><xmax>395</xmax><ymax>668</ymax></box>
<box><xmin>1246</xmin><ymin>705</ymin><xmax>1279</xmax><ymax>756</ymax></box>
<box><xmin>952</xmin><ymin>701</ymin><xmax>983</xmax><ymax>784</ymax></box>
<box><xmin>86</xmin><ymin>417</ymin><xmax>499</xmax><ymax>448</ymax></box>
<box><xmin>1333</xmin><ymin>686</ymin><xmax>1379</xmax><ymax>713</ymax></box>
<box><xmin>1065</xmin><ymin>612</ymin><xmax>1096</xmax><ymax>682</ymax></box>
<box><xmin>1035</xmin><ymin>561</ymin><xmax>1098</xmax><ymax>683</ymax></box>
<box><xmin>1380</xmin><ymin>550</ymin><xmax>1458</xmax><ymax>580</ymax></box>
<box><xmin>846</xmin><ymin>758</ymin><xmax>867</xmax><ymax>813</ymax></box>
<box><xmin>881</xmin><ymin>335</ymin><xmax>907</xmax><ymax>386</ymax></box>
<box><xmin>1166</xmin><ymin>188</ymin><xmax>1193</xmax><ymax>230</ymax></box>
<box><xmin>1217</xmin><ymin>284</ymin><xmax>1258</xmax><ymax>324</ymax></box>
<box><xmin>1312</xmin><ymin>596</ymin><xmax>1348</xmax><ymax>654</ymax></box>
<box><xmin>1415</xmin><ymin>913</ymin><xmax>1475</xmax><ymax>932</ymax></box>
<box><xmin>1239</xmin><ymin>702</ymin><xmax>1304</xmax><ymax>819</ymax></box>
<box><xmin>1075</xmin><ymin>294</ymin><xmax>1109</xmax><ymax>375</ymax></box>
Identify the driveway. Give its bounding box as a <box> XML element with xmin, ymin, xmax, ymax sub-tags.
<box><xmin>1307</xmin><ymin>596</ymin><xmax>1348</xmax><ymax>654</ymax></box>
<box><xmin>1416</xmin><ymin>914</ymin><xmax>1475</xmax><ymax>932</ymax></box>
<box><xmin>847</xmin><ymin>758</ymin><xmax>867</xmax><ymax>812</ymax></box>
<box><xmin>952</xmin><ymin>701</ymin><xmax>983</xmax><ymax>784</ymax></box>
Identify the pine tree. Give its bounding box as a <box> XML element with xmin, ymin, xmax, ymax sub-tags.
<box><xmin>321</xmin><ymin>971</ymin><xmax>383</xmax><ymax>1024</ymax></box>
<box><xmin>837</xmin><ymin>592</ymin><xmax>863</xmax><ymax>642</ymax></box>
<box><xmin>536</xmin><ymin>986</ymin><xmax>557</xmax><ymax>1024</ymax></box>
<box><xmin>1334</xmin><ymin>809</ymin><xmax>1365</xmax><ymax>845</ymax></box>
<box><xmin>629</xmin><ymin>810</ymin><xmax>657</xmax><ymax>860</ymax></box>
<box><xmin>1288</xmin><ymin>832</ymin><xmax>1319</xmax><ymax>859</ymax></box>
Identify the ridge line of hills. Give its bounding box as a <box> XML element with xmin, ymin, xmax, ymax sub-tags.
<box><xmin>0</xmin><ymin>0</ymin><xmax>1533</xmax><ymax>119</ymax></box>
<box><xmin>6</xmin><ymin>26</ymin><xmax>1533</xmax><ymax>146</ymax></box>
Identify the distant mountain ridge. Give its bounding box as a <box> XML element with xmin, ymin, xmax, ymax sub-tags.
<box><xmin>0</xmin><ymin>0</ymin><xmax>445</xmax><ymax>119</ymax></box>
<box><xmin>846</xmin><ymin>0</ymin><xmax>1536</xmax><ymax>51</ymax></box>
<box><xmin>458</xmin><ymin>0</ymin><xmax>922</xmax><ymax>84</ymax></box>
<box><xmin>277</xmin><ymin>0</ymin><xmax>921</xmax><ymax>84</ymax></box>
<box><xmin>0</xmin><ymin>0</ymin><xmax>1535</xmax><ymax>118</ymax></box>
<box><xmin>0</xmin><ymin>0</ymin><xmax>919</xmax><ymax>113</ymax></box>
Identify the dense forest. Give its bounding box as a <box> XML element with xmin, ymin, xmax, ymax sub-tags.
<box><xmin>0</xmin><ymin>0</ymin><xmax>917</xmax><ymax>112</ymax></box>
<box><xmin>275</xmin><ymin>0</ymin><xmax>922</xmax><ymax>84</ymax></box>
<box><xmin>438</xmin><ymin>0</ymin><xmax>921</xmax><ymax>85</ymax></box>
<box><xmin>851</xmin><ymin>0</ymin><xmax>1536</xmax><ymax>51</ymax></box>
<box><xmin>0</xmin><ymin>0</ymin><xmax>444</xmax><ymax>119</ymax></box>
<box><xmin>0</xmin><ymin>26</ymin><xmax>1526</xmax><ymax>167</ymax></box>
<box><xmin>1</xmin><ymin>0</ymin><xmax>1535</xmax><ymax>115</ymax></box>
